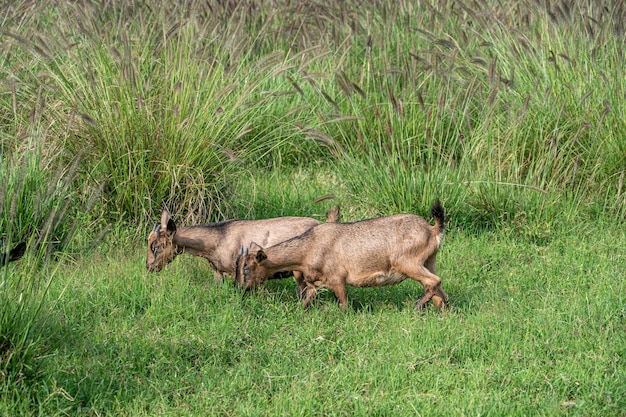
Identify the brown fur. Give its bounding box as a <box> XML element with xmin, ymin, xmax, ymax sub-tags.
<box><xmin>235</xmin><ymin>202</ymin><xmax>448</xmax><ymax>310</ymax></box>
<box><xmin>146</xmin><ymin>207</ymin><xmax>340</xmax><ymax>285</ymax></box>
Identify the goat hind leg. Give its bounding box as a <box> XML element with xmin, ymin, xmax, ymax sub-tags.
<box><xmin>423</xmin><ymin>255</ymin><xmax>449</xmax><ymax>310</ymax></box>
<box><xmin>399</xmin><ymin>265</ymin><xmax>442</xmax><ymax>310</ymax></box>
<box><xmin>430</xmin><ymin>286</ymin><xmax>449</xmax><ymax>311</ymax></box>
<box><xmin>415</xmin><ymin>288</ymin><xmax>438</xmax><ymax>310</ymax></box>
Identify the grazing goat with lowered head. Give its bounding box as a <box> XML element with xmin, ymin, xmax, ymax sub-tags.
<box><xmin>147</xmin><ymin>207</ymin><xmax>340</xmax><ymax>288</ymax></box>
<box><xmin>236</xmin><ymin>201</ymin><xmax>448</xmax><ymax>311</ymax></box>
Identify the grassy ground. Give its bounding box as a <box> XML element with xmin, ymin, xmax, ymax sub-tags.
<box><xmin>3</xmin><ymin>169</ymin><xmax>625</xmax><ymax>416</ymax></box>
<box><xmin>8</xmin><ymin>206</ymin><xmax>625</xmax><ymax>416</ymax></box>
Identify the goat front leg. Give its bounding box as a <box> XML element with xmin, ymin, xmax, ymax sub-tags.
<box><xmin>213</xmin><ymin>270</ymin><xmax>225</xmax><ymax>284</ymax></box>
<box><xmin>294</xmin><ymin>271</ymin><xmax>307</xmax><ymax>299</ymax></box>
<box><xmin>327</xmin><ymin>280</ymin><xmax>348</xmax><ymax>310</ymax></box>
<box><xmin>300</xmin><ymin>285</ymin><xmax>317</xmax><ymax>308</ymax></box>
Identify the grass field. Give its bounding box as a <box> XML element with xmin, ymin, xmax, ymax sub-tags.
<box><xmin>5</xmin><ymin>198</ymin><xmax>626</xmax><ymax>416</ymax></box>
<box><xmin>1</xmin><ymin>1</ymin><xmax>626</xmax><ymax>415</ymax></box>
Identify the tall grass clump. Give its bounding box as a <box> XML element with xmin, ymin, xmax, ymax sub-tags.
<box><xmin>2</xmin><ymin>0</ymin><xmax>626</xmax><ymax>231</ymax></box>
<box><xmin>12</xmin><ymin>2</ymin><xmax>257</xmax><ymax>224</ymax></box>
<box><xmin>0</xmin><ymin>130</ymin><xmax>85</xmax><ymax>410</ymax></box>
<box><xmin>1</xmin><ymin>21</ymin><xmax>97</xmax><ymax>396</ymax></box>
<box><xmin>1</xmin><ymin>1</ymin><xmax>338</xmax><ymax>227</ymax></box>
<box><xmin>231</xmin><ymin>0</ymin><xmax>626</xmax><ymax>232</ymax></box>
<box><xmin>311</xmin><ymin>1</ymin><xmax>622</xmax><ymax>230</ymax></box>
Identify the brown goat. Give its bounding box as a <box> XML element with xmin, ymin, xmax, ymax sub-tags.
<box><xmin>235</xmin><ymin>201</ymin><xmax>448</xmax><ymax>310</ymax></box>
<box><xmin>146</xmin><ymin>207</ymin><xmax>340</xmax><ymax>286</ymax></box>
<box><xmin>0</xmin><ymin>241</ymin><xmax>26</xmax><ymax>266</ymax></box>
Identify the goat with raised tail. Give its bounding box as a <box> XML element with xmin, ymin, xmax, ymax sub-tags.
<box><xmin>235</xmin><ymin>201</ymin><xmax>449</xmax><ymax>311</ymax></box>
<box><xmin>146</xmin><ymin>206</ymin><xmax>340</xmax><ymax>286</ymax></box>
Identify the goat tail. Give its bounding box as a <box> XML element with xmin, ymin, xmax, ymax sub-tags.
<box><xmin>430</xmin><ymin>200</ymin><xmax>445</xmax><ymax>235</ymax></box>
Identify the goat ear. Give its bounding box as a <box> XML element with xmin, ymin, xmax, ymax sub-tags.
<box><xmin>160</xmin><ymin>209</ymin><xmax>171</xmax><ymax>230</ymax></box>
<box><xmin>255</xmin><ymin>250</ymin><xmax>267</xmax><ymax>263</ymax></box>
<box><xmin>166</xmin><ymin>218</ymin><xmax>176</xmax><ymax>234</ymax></box>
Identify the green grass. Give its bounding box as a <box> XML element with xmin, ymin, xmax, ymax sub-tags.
<box><xmin>5</xmin><ymin>216</ymin><xmax>623</xmax><ymax>416</ymax></box>
<box><xmin>2</xmin><ymin>0</ymin><xmax>626</xmax><ymax>415</ymax></box>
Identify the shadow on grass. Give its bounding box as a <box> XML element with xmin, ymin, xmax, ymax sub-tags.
<box><xmin>258</xmin><ymin>278</ymin><xmax>483</xmax><ymax>314</ymax></box>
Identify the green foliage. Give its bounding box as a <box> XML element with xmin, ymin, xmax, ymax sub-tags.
<box><xmin>1</xmin><ymin>1</ymin><xmax>626</xmax><ymax>414</ymax></box>
<box><xmin>2</xmin><ymin>0</ymin><xmax>625</xmax><ymax>228</ymax></box>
